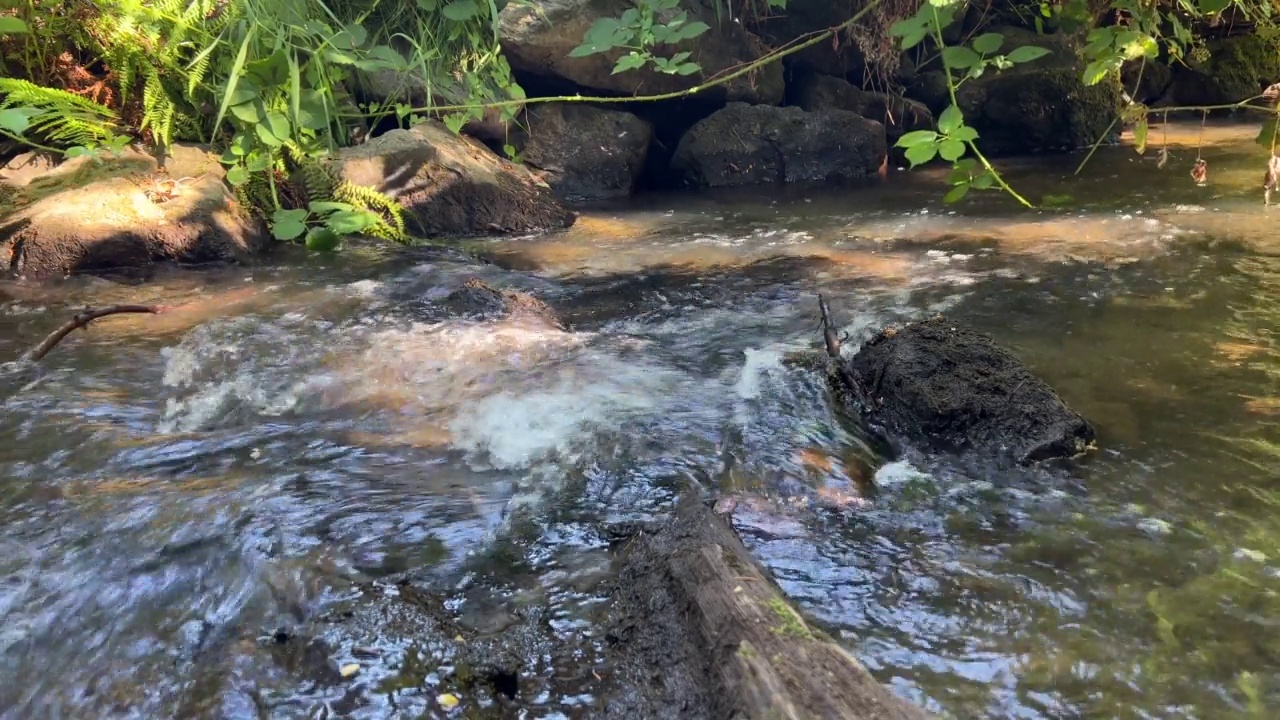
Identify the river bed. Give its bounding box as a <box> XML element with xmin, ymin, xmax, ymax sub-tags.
<box><xmin>2</xmin><ymin>121</ymin><xmax>1279</xmax><ymax>719</ymax></box>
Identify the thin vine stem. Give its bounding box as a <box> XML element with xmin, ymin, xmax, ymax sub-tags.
<box><xmin>929</xmin><ymin>5</ymin><xmax>1033</xmax><ymax>208</ymax></box>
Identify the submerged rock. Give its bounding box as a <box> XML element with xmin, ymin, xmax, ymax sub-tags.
<box><xmin>499</xmin><ymin>0</ymin><xmax>783</xmax><ymax>106</ymax></box>
<box><xmin>908</xmin><ymin>27</ymin><xmax>1122</xmax><ymax>156</ymax></box>
<box><xmin>670</xmin><ymin>102</ymin><xmax>887</xmax><ymax>188</ymax></box>
<box><xmin>516</xmin><ymin>103</ymin><xmax>653</xmax><ymax>202</ymax></box>
<box><xmin>442</xmin><ymin>277</ymin><xmax>565</xmax><ymax>329</ymax></box>
<box><xmin>330</xmin><ymin>121</ymin><xmax>576</xmax><ymax>238</ymax></box>
<box><xmin>0</xmin><ymin>145</ymin><xmax>268</xmax><ymax>280</ymax></box>
<box><xmin>843</xmin><ymin>316</ymin><xmax>1095</xmax><ymax>465</ymax></box>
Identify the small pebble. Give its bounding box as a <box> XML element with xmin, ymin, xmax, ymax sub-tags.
<box><xmin>1137</xmin><ymin>517</ymin><xmax>1172</xmax><ymax>537</ymax></box>
<box><xmin>340</xmin><ymin>663</ymin><xmax>360</xmax><ymax>679</ymax></box>
<box><xmin>437</xmin><ymin>693</ymin><xmax>460</xmax><ymax>710</ymax></box>
<box><xmin>1234</xmin><ymin>548</ymin><xmax>1267</xmax><ymax>563</ymax></box>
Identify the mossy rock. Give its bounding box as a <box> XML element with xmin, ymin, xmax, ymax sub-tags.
<box><xmin>1170</xmin><ymin>34</ymin><xmax>1280</xmax><ymax>106</ymax></box>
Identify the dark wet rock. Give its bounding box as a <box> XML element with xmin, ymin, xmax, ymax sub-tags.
<box><xmin>670</xmin><ymin>102</ymin><xmax>887</xmax><ymax>188</ymax></box>
<box><xmin>843</xmin><ymin>316</ymin><xmax>1095</xmax><ymax>465</ymax></box>
<box><xmin>1123</xmin><ymin>57</ymin><xmax>1173</xmax><ymax>105</ymax></box>
<box><xmin>516</xmin><ymin>103</ymin><xmax>653</xmax><ymax>202</ymax></box>
<box><xmin>442</xmin><ymin>277</ymin><xmax>566</xmax><ymax>329</ymax></box>
<box><xmin>330</xmin><ymin>121</ymin><xmax>577</xmax><ymax>238</ymax></box>
<box><xmin>791</xmin><ymin>71</ymin><xmax>933</xmax><ymax>144</ymax></box>
<box><xmin>746</xmin><ymin>0</ymin><xmax>873</xmax><ymax>77</ymax></box>
<box><xmin>1168</xmin><ymin>34</ymin><xmax>1280</xmax><ymax>106</ymax></box>
<box><xmin>0</xmin><ymin>145</ymin><xmax>269</xmax><ymax>280</ymax></box>
<box><xmin>499</xmin><ymin>0</ymin><xmax>783</xmax><ymax>106</ymax></box>
<box><xmin>908</xmin><ymin>27</ymin><xmax>1122</xmax><ymax>156</ymax></box>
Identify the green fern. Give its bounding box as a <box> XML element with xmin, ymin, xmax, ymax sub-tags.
<box><xmin>0</xmin><ymin>79</ymin><xmax>118</xmax><ymax>147</ymax></box>
<box><xmin>334</xmin><ymin>181</ymin><xmax>408</xmax><ymax>242</ymax></box>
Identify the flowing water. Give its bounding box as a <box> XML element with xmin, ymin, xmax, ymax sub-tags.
<box><xmin>3</xmin><ymin>121</ymin><xmax>1280</xmax><ymax>719</ymax></box>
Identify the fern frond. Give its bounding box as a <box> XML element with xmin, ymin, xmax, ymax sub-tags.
<box><xmin>334</xmin><ymin>181</ymin><xmax>409</xmax><ymax>243</ymax></box>
<box><xmin>0</xmin><ymin>79</ymin><xmax>118</xmax><ymax>147</ymax></box>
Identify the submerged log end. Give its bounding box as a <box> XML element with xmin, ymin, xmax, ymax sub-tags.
<box><xmin>612</xmin><ymin>497</ymin><xmax>931</xmax><ymax>720</ymax></box>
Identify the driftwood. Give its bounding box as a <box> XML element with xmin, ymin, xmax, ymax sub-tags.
<box><xmin>608</xmin><ymin>496</ymin><xmax>931</xmax><ymax>720</ymax></box>
<box><xmin>26</xmin><ymin>304</ymin><xmax>166</xmax><ymax>361</ymax></box>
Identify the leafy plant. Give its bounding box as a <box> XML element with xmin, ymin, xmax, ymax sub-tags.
<box><xmin>571</xmin><ymin>0</ymin><xmax>711</xmax><ymax>76</ymax></box>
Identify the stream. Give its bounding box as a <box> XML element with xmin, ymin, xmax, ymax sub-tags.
<box><xmin>3</xmin><ymin>121</ymin><xmax>1280</xmax><ymax>719</ymax></box>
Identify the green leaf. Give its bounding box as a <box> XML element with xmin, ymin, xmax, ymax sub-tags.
<box><xmin>244</xmin><ymin>152</ymin><xmax>272</xmax><ymax>172</ymax></box>
<box><xmin>325</xmin><ymin>210</ymin><xmax>375</xmax><ymax>235</ymax></box>
<box><xmin>1082</xmin><ymin>58</ymin><xmax>1112</xmax><ymax>86</ymax></box>
<box><xmin>971</xmin><ymin>171</ymin><xmax>995</xmax><ymax>190</ymax></box>
<box><xmin>1006</xmin><ymin>45</ymin><xmax>1052</xmax><ymax>64</ymax></box>
<box><xmin>332</xmin><ymin>23</ymin><xmax>368</xmax><ymax>49</ymax></box>
<box><xmin>942</xmin><ymin>45</ymin><xmax>981</xmax><ymax>70</ymax></box>
<box><xmin>671</xmin><ymin>21</ymin><xmax>710</xmax><ymax>42</ymax></box>
<box><xmin>937</xmin><ymin>104</ymin><xmax>964</xmax><ymax>134</ymax></box>
<box><xmin>951</xmin><ymin>126</ymin><xmax>979</xmax><ymax>143</ymax></box>
<box><xmin>1133</xmin><ymin>118</ymin><xmax>1148</xmax><ymax>154</ymax></box>
<box><xmin>271</xmin><ymin>208</ymin><xmax>310</xmax><ymax>241</ymax></box>
<box><xmin>245</xmin><ymin>49</ymin><xmax>290</xmax><ymax>87</ymax></box>
<box><xmin>943</xmin><ymin>183</ymin><xmax>970</xmax><ymax>203</ymax></box>
<box><xmin>896</xmin><ymin>130</ymin><xmax>939</xmax><ymax>148</ymax></box>
<box><xmin>1197</xmin><ymin>0</ymin><xmax>1232</xmax><ymax>12</ymax></box>
<box><xmin>612</xmin><ymin>52</ymin><xmax>649</xmax><ymax>75</ymax></box>
<box><xmin>938</xmin><ymin>138</ymin><xmax>966</xmax><ymax>162</ymax></box>
<box><xmin>442</xmin><ymin>0</ymin><xmax>480</xmax><ymax>21</ymax></box>
<box><xmin>1255</xmin><ymin>118</ymin><xmax>1278</xmax><ymax>147</ymax></box>
<box><xmin>230</xmin><ymin>100</ymin><xmax>263</xmax><ymax>124</ymax></box>
<box><xmin>309</xmin><ymin>201</ymin><xmax>356</xmax><ymax>214</ymax></box>
<box><xmin>226</xmin><ymin>165</ymin><xmax>250</xmax><ymax>186</ymax></box>
<box><xmin>0</xmin><ymin>17</ymin><xmax>29</xmax><ymax>34</ymax></box>
<box><xmin>904</xmin><ymin>143</ymin><xmax>938</xmax><ymax>167</ymax></box>
<box><xmin>971</xmin><ymin>32</ymin><xmax>1004</xmax><ymax>55</ymax></box>
<box><xmin>0</xmin><ymin>107</ymin><xmax>32</xmax><ymax>134</ymax></box>
<box><xmin>305</xmin><ymin>227</ymin><xmax>341</xmax><ymax>252</ymax></box>
<box><xmin>675</xmin><ymin>62</ymin><xmax>700</xmax><ymax>75</ymax></box>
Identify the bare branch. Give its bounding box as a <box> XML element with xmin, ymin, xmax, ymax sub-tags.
<box><xmin>27</xmin><ymin>304</ymin><xmax>167</xmax><ymax>361</ymax></box>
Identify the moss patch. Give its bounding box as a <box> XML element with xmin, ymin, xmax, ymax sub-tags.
<box><xmin>763</xmin><ymin>598</ymin><xmax>814</xmax><ymax>640</ymax></box>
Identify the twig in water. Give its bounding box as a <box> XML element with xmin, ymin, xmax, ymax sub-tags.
<box><xmin>27</xmin><ymin>304</ymin><xmax>167</xmax><ymax>361</ymax></box>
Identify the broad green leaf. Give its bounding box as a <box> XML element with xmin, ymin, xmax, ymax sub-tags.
<box><xmin>417</xmin><ymin>0</ymin><xmax>438</xmax><ymax>9</ymax></box>
<box><xmin>971</xmin><ymin>171</ymin><xmax>995</xmax><ymax>190</ymax></box>
<box><xmin>271</xmin><ymin>208</ymin><xmax>309</xmax><ymax>240</ymax></box>
<box><xmin>325</xmin><ymin>210</ymin><xmax>375</xmax><ymax>234</ymax></box>
<box><xmin>306</xmin><ymin>227</ymin><xmax>341</xmax><ymax>252</ymax></box>
<box><xmin>672</xmin><ymin>21</ymin><xmax>710</xmax><ymax>42</ymax></box>
<box><xmin>245</xmin><ymin>152</ymin><xmax>271</xmax><ymax>172</ymax></box>
<box><xmin>245</xmin><ymin>49</ymin><xmax>290</xmax><ymax>87</ymax></box>
<box><xmin>1082</xmin><ymin>58</ymin><xmax>1111</xmax><ymax>86</ymax></box>
<box><xmin>1197</xmin><ymin>0</ymin><xmax>1232</xmax><ymax>12</ymax></box>
<box><xmin>938</xmin><ymin>138</ymin><xmax>966</xmax><ymax>162</ymax></box>
<box><xmin>1006</xmin><ymin>45</ymin><xmax>1051</xmax><ymax>64</ymax></box>
<box><xmin>442</xmin><ymin>0</ymin><xmax>480</xmax><ymax>21</ymax></box>
<box><xmin>899</xmin><ymin>29</ymin><xmax>927</xmax><ymax>50</ymax></box>
<box><xmin>676</xmin><ymin>62</ymin><xmax>700</xmax><ymax>75</ymax></box>
<box><xmin>309</xmin><ymin>201</ymin><xmax>355</xmax><ymax>214</ymax></box>
<box><xmin>1133</xmin><ymin>118</ymin><xmax>1148</xmax><ymax>154</ymax></box>
<box><xmin>613</xmin><ymin>52</ymin><xmax>649</xmax><ymax>75</ymax></box>
<box><xmin>226</xmin><ymin>165</ymin><xmax>250</xmax><ymax>185</ymax></box>
<box><xmin>904</xmin><ymin>143</ymin><xmax>938</xmax><ymax>167</ymax></box>
<box><xmin>937</xmin><ymin>104</ymin><xmax>964</xmax><ymax>134</ymax></box>
<box><xmin>227</xmin><ymin>77</ymin><xmax>261</xmax><ymax>107</ymax></box>
<box><xmin>943</xmin><ymin>183</ymin><xmax>970</xmax><ymax>203</ymax></box>
<box><xmin>0</xmin><ymin>17</ymin><xmax>29</xmax><ymax>34</ymax></box>
<box><xmin>230</xmin><ymin>100</ymin><xmax>263</xmax><ymax>124</ymax></box>
<box><xmin>951</xmin><ymin>126</ymin><xmax>979</xmax><ymax>143</ymax></box>
<box><xmin>1255</xmin><ymin>118</ymin><xmax>1278</xmax><ymax>148</ymax></box>
<box><xmin>333</xmin><ymin>23</ymin><xmax>368</xmax><ymax>49</ymax></box>
<box><xmin>942</xmin><ymin>46</ymin><xmax>981</xmax><ymax>70</ymax></box>
<box><xmin>971</xmin><ymin>33</ymin><xmax>1004</xmax><ymax>55</ymax></box>
<box><xmin>0</xmin><ymin>107</ymin><xmax>31</xmax><ymax>134</ymax></box>
<box><xmin>896</xmin><ymin>130</ymin><xmax>939</xmax><ymax>148</ymax></box>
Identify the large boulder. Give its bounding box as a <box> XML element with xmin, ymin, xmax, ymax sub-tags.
<box><xmin>499</xmin><ymin>0</ymin><xmax>783</xmax><ymax>106</ymax></box>
<box><xmin>0</xmin><ymin>145</ymin><xmax>268</xmax><ymax>280</ymax></box>
<box><xmin>1168</xmin><ymin>34</ymin><xmax>1280</xmax><ymax>106</ymax></box>
<box><xmin>745</xmin><ymin>0</ymin><xmax>871</xmax><ymax>77</ymax></box>
<box><xmin>515</xmin><ymin>103</ymin><xmax>652</xmax><ymax>202</ymax></box>
<box><xmin>329</xmin><ymin>121</ymin><xmax>576</xmax><ymax>237</ymax></box>
<box><xmin>842</xmin><ymin>316</ymin><xmax>1095</xmax><ymax>465</ymax></box>
<box><xmin>791</xmin><ymin>72</ymin><xmax>933</xmax><ymax>144</ymax></box>
<box><xmin>670</xmin><ymin>102</ymin><xmax>886</xmax><ymax>188</ymax></box>
<box><xmin>908</xmin><ymin>27</ymin><xmax>1122</xmax><ymax>156</ymax></box>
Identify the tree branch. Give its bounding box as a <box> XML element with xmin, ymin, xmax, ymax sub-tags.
<box><xmin>27</xmin><ymin>304</ymin><xmax>167</xmax><ymax>361</ymax></box>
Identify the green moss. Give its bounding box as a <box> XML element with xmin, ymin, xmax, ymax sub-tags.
<box><xmin>763</xmin><ymin>598</ymin><xmax>814</xmax><ymax>640</ymax></box>
<box><xmin>1176</xmin><ymin>35</ymin><xmax>1280</xmax><ymax>105</ymax></box>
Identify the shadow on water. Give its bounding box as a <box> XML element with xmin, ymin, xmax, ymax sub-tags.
<box><xmin>2</xmin><ymin>120</ymin><xmax>1280</xmax><ymax>718</ymax></box>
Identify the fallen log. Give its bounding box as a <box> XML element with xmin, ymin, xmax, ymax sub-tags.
<box><xmin>605</xmin><ymin>496</ymin><xmax>931</xmax><ymax>720</ymax></box>
<box><xmin>840</xmin><ymin>314</ymin><xmax>1095</xmax><ymax>465</ymax></box>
